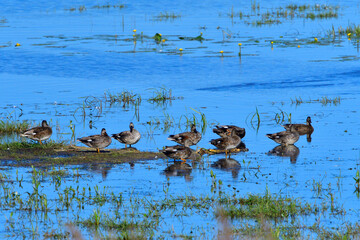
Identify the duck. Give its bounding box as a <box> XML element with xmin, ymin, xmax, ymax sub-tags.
<box><xmin>167</xmin><ymin>124</ymin><xmax>202</xmax><ymax>147</ymax></box>
<box><xmin>210</xmin><ymin>128</ymin><xmax>241</xmax><ymax>158</ymax></box>
<box><xmin>266</xmin><ymin>124</ymin><xmax>299</xmax><ymax>146</ymax></box>
<box><xmin>77</xmin><ymin>128</ymin><xmax>112</xmax><ymax>153</ymax></box>
<box><xmin>20</xmin><ymin>120</ymin><xmax>52</xmax><ymax>144</ymax></box>
<box><xmin>283</xmin><ymin>116</ymin><xmax>314</xmax><ymax>135</ymax></box>
<box><xmin>213</xmin><ymin>125</ymin><xmax>246</xmax><ymax>138</ymax></box>
<box><xmin>112</xmin><ymin>122</ymin><xmax>141</xmax><ymax>148</ymax></box>
<box><xmin>161</xmin><ymin>145</ymin><xmax>192</xmax><ymax>163</ymax></box>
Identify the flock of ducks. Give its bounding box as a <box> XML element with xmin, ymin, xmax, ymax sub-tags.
<box><xmin>19</xmin><ymin>117</ymin><xmax>314</xmax><ymax>162</ymax></box>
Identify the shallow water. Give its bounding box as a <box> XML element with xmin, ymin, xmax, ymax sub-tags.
<box><xmin>1</xmin><ymin>0</ymin><xmax>360</xmax><ymax>238</ymax></box>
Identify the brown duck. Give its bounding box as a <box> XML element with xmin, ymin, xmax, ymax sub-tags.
<box><xmin>167</xmin><ymin>124</ymin><xmax>202</xmax><ymax>147</ymax></box>
<box><xmin>161</xmin><ymin>145</ymin><xmax>192</xmax><ymax>163</ymax></box>
<box><xmin>77</xmin><ymin>128</ymin><xmax>112</xmax><ymax>153</ymax></box>
<box><xmin>213</xmin><ymin>125</ymin><xmax>245</xmax><ymax>138</ymax></box>
<box><xmin>20</xmin><ymin>120</ymin><xmax>52</xmax><ymax>144</ymax></box>
<box><xmin>283</xmin><ymin>116</ymin><xmax>314</xmax><ymax>135</ymax></box>
<box><xmin>210</xmin><ymin>128</ymin><xmax>241</xmax><ymax>158</ymax></box>
<box><xmin>266</xmin><ymin>124</ymin><xmax>299</xmax><ymax>146</ymax></box>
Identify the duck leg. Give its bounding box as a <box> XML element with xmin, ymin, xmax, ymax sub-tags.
<box><xmin>39</xmin><ymin>140</ymin><xmax>42</xmax><ymax>145</ymax></box>
<box><xmin>125</xmin><ymin>144</ymin><xmax>127</xmax><ymax>148</ymax></box>
<box><xmin>181</xmin><ymin>158</ymin><xmax>187</xmax><ymax>164</ymax></box>
<box><xmin>97</xmin><ymin>148</ymin><xmax>100</xmax><ymax>153</ymax></box>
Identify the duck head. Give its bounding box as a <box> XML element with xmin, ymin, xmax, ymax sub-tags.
<box><xmin>42</xmin><ymin>120</ymin><xmax>49</xmax><ymax>127</ymax></box>
<box><xmin>191</xmin><ymin>124</ymin><xmax>197</xmax><ymax>133</ymax></box>
<box><xmin>101</xmin><ymin>128</ymin><xmax>108</xmax><ymax>136</ymax></box>
<box><xmin>129</xmin><ymin>122</ymin><xmax>134</xmax><ymax>132</ymax></box>
<box><xmin>306</xmin><ymin>116</ymin><xmax>312</xmax><ymax>125</ymax></box>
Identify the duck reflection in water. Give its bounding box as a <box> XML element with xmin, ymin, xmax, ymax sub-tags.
<box><xmin>267</xmin><ymin>145</ymin><xmax>300</xmax><ymax>163</ymax></box>
<box><xmin>84</xmin><ymin>164</ymin><xmax>113</xmax><ymax>180</ymax></box>
<box><xmin>164</xmin><ymin>162</ymin><xmax>193</xmax><ymax>182</ymax></box>
<box><xmin>211</xmin><ymin>158</ymin><xmax>241</xmax><ymax>178</ymax></box>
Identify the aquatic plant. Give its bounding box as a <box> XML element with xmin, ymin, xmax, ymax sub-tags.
<box><xmin>274</xmin><ymin>108</ymin><xmax>291</xmax><ymax>124</ymax></box>
<box><xmin>286</xmin><ymin>4</ymin><xmax>309</xmax><ymax>11</ymax></box>
<box><xmin>217</xmin><ymin>188</ymin><xmax>314</xmax><ymax>219</ymax></box>
<box><xmin>328</xmin><ymin>24</ymin><xmax>360</xmax><ymax>38</ymax></box>
<box><xmin>0</xmin><ymin>119</ymin><xmax>30</xmax><ymax>134</ymax></box>
<box><xmin>179</xmin><ymin>108</ymin><xmax>208</xmax><ymax>134</ymax></box>
<box><xmin>153</xmin><ymin>33</ymin><xmax>162</xmax><ymax>43</ymax></box>
<box><xmin>147</xmin><ymin>87</ymin><xmax>175</xmax><ymax>106</ymax></box>
<box><xmin>92</xmin><ymin>4</ymin><xmax>125</xmax><ymax>9</ymax></box>
<box><xmin>290</xmin><ymin>96</ymin><xmax>304</xmax><ymax>105</ymax></box>
<box><xmin>320</xmin><ymin>96</ymin><xmax>341</xmax><ymax>106</ymax></box>
<box><xmin>154</xmin><ymin>12</ymin><xmax>181</xmax><ymax>21</ymax></box>
<box><xmin>354</xmin><ymin>170</ymin><xmax>360</xmax><ymax>194</ymax></box>
<box><xmin>179</xmin><ymin>32</ymin><xmax>204</xmax><ymax>41</ymax></box>
<box><xmin>105</xmin><ymin>90</ymin><xmax>141</xmax><ymax>108</ymax></box>
<box><xmin>247</xmin><ymin>107</ymin><xmax>260</xmax><ymax>130</ymax></box>
<box><xmin>0</xmin><ymin>141</ymin><xmax>65</xmax><ymax>151</ymax></box>
<box><xmin>66</xmin><ymin>4</ymin><xmax>125</xmax><ymax>12</ymax></box>
<box><xmin>74</xmin><ymin>96</ymin><xmax>103</xmax><ymax>122</ymax></box>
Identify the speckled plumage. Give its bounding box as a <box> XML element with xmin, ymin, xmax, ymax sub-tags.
<box><xmin>213</xmin><ymin>125</ymin><xmax>246</xmax><ymax>138</ymax></box>
<box><xmin>266</xmin><ymin>124</ymin><xmax>300</xmax><ymax>146</ymax></box>
<box><xmin>77</xmin><ymin>128</ymin><xmax>112</xmax><ymax>153</ymax></box>
<box><xmin>210</xmin><ymin>128</ymin><xmax>241</xmax><ymax>158</ymax></box>
<box><xmin>161</xmin><ymin>145</ymin><xmax>192</xmax><ymax>162</ymax></box>
<box><xmin>210</xmin><ymin>128</ymin><xmax>242</xmax><ymax>151</ymax></box>
<box><xmin>167</xmin><ymin>124</ymin><xmax>201</xmax><ymax>147</ymax></box>
<box><xmin>283</xmin><ymin>116</ymin><xmax>314</xmax><ymax>135</ymax></box>
<box><xmin>20</xmin><ymin>120</ymin><xmax>52</xmax><ymax>144</ymax></box>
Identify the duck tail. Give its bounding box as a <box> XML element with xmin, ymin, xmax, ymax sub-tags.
<box><xmin>167</xmin><ymin>135</ymin><xmax>176</xmax><ymax>141</ymax></box>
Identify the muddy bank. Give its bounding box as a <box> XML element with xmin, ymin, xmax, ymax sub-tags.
<box><xmin>0</xmin><ymin>144</ymin><xmax>160</xmax><ymax>167</ymax></box>
<box><xmin>0</xmin><ymin>142</ymin><xmax>249</xmax><ymax>167</ymax></box>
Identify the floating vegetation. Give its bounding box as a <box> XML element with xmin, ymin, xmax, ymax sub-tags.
<box><xmin>291</xmin><ymin>96</ymin><xmax>304</xmax><ymax>105</ymax></box>
<box><xmin>233</xmin><ymin>3</ymin><xmax>340</xmax><ymax>27</ymax></box>
<box><xmin>153</xmin><ymin>33</ymin><xmax>163</xmax><ymax>43</ymax></box>
<box><xmin>179</xmin><ymin>32</ymin><xmax>205</xmax><ymax>41</ymax></box>
<box><xmin>328</xmin><ymin>24</ymin><xmax>360</xmax><ymax>38</ymax></box>
<box><xmin>286</xmin><ymin>4</ymin><xmax>310</xmax><ymax>11</ymax></box>
<box><xmin>65</xmin><ymin>4</ymin><xmax>125</xmax><ymax>12</ymax></box>
<box><xmin>253</xmin><ymin>18</ymin><xmax>281</xmax><ymax>26</ymax></box>
<box><xmin>153</xmin><ymin>12</ymin><xmax>181</xmax><ymax>21</ymax></box>
<box><xmin>320</xmin><ymin>96</ymin><xmax>341</xmax><ymax>106</ymax></box>
<box><xmin>290</xmin><ymin>96</ymin><xmax>341</xmax><ymax>106</ymax></box>
<box><xmin>0</xmin><ymin>17</ymin><xmax>7</xmax><ymax>24</ymax></box>
<box><xmin>92</xmin><ymin>4</ymin><xmax>125</xmax><ymax>9</ymax></box>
